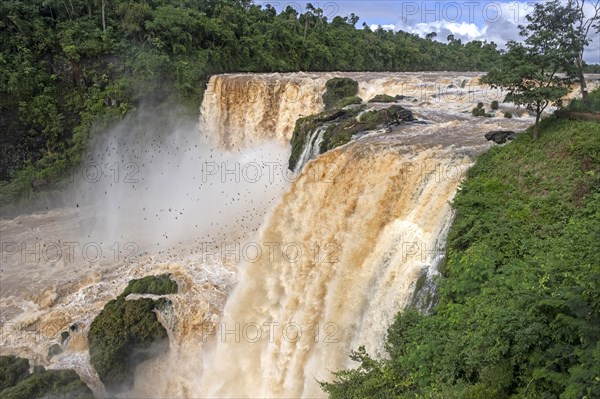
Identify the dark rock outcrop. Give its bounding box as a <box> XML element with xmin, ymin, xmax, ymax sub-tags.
<box><xmin>485</xmin><ymin>130</ymin><xmax>516</xmax><ymax>144</ymax></box>
<box><xmin>368</xmin><ymin>94</ymin><xmax>397</xmax><ymax>103</ymax></box>
<box><xmin>289</xmin><ymin>104</ymin><xmax>416</xmax><ymax>171</ymax></box>
<box><xmin>47</xmin><ymin>343</ymin><xmax>63</xmax><ymax>358</ymax></box>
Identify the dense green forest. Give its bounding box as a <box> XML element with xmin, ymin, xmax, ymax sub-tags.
<box><xmin>321</xmin><ymin>115</ymin><xmax>600</xmax><ymax>398</ymax></box>
<box><xmin>0</xmin><ymin>0</ymin><xmax>507</xmax><ymax>206</ymax></box>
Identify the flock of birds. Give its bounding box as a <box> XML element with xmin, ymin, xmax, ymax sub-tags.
<box><xmin>68</xmin><ymin>122</ymin><xmax>292</xmax><ymax>266</ymax></box>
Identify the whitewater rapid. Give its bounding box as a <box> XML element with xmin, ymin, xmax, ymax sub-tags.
<box><xmin>1</xmin><ymin>72</ymin><xmax>537</xmax><ymax>398</ymax></box>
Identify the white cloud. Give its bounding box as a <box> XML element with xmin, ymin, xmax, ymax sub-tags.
<box><xmin>395</xmin><ymin>1</ymin><xmax>531</xmax><ymax>47</ymax></box>
<box><xmin>406</xmin><ymin>21</ymin><xmax>485</xmax><ymax>41</ymax></box>
<box><xmin>393</xmin><ymin>1</ymin><xmax>598</xmax><ymax>63</ymax></box>
<box><xmin>369</xmin><ymin>24</ymin><xmax>396</xmax><ymax>31</ymax></box>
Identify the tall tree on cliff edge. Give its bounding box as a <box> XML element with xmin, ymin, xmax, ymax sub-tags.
<box><xmin>568</xmin><ymin>0</ymin><xmax>600</xmax><ymax>101</ymax></box>
<box><xmin>482</xmin><ymin>0</ymin><xmax>581</xmax><ymax>140</ymax></box>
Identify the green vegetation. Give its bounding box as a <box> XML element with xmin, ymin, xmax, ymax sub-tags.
<box><xmin>491</xmin><ymin>100</ymin><xmax>499</xmax><ymax>110</ymax></box>
<box><xmin>1</xmin><ymin>0</ymin><xmax>508</xmax><ymax>208</ymax></box>
<box><xmin>0</xmin><ymin>356</ymin><xmax>93</xmax><ymax>399</ymax></box>
<box><xmin>320</xmin><ymin>105</ymin><xmax>415</xmax><ymax>152</ymax></box>
<box><xmin>368</xmin><ymin>94</ymin><xmax>397</xmax><ymax>103</ymax></box>
<box><xmin>472</xmin><ymin>107</ymin><xmax>486</xmax><ymax>117</ymax></box>
<box><xmin>335</xmin><ymin>96</ymin><xmax>363</xmax><ymax>108</ymax></box>
<box><xmin>289</xmin><ymin>104</ymin><xmax>415</xmax><ymax>170</ymax></box>
<box><xmin>289</xmin><ymin>106</ymin><xmax>363</xmax><ymax>170</ymax></box>
<box><xmin>88</xmin><ymin>274</ymin><xmax>177</xmax><ymax>393</ymax></box>
<box><xmin>322</xmin><ymin>78</ymin><xmax>359</xmax><ymax>110</ymax></box>
<box><xmin>471</xmin><ymin>102</ymin><xmax>492</xmax><ymax>117</ymax></box>
<box><xmin>322</xmin><ymin>118</ymin><xmax>600</xmax><ymax>398</ymax></box>
<box><xmin>0</xmin><ymin>356</ymin><xmax>30</xmax><ymax>391</ymax></box>
<box><xmin>504</xmin><ymin>111</ymin><xmax>513</xmax><ymax>118</ymax></box>
<box><xmin>358</xmin><ymin>105</ymin><xmax>415</xmax><ymax>126</ymax></box>
<box><xmin>567</xmin><ymin>86</ymin><xmax>600</xmax><ymax>113</ymax></box>
<box><xmin>120</xmin><ymin>273</ymin><xmax>178</xmax><ymax>298</ymax></box>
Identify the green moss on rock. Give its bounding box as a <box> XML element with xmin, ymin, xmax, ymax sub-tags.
<box><xmin>89</xmin><ymin>274</ymin><xmax>177</xmax><ymax>393</ymax></box>
<box><xmin>0</xmin><ymin>356</ymin><xmax>93</xmax><ymax>399</ymax></box>
<box><xmin>359</xmin><ymin>105</ymin><xmax>414</xmax><ymax>125</ymax></box>
<box><xmin>322</xmin><ymin>78</ymin><xmax>359</xmax><ymax>110</ymax></box>
<box><xmin>289</xmin><ymin>104</ymin><xmax>416</xmax><ymax>170</ymax></box>
<box><xmin>335</xmin><ymin>96</ymin><xmax>363</xmax><ymax>108</ymax></box>
<box><xmin>120</xmin><ymin>273</ymin><xmax>178</xmax><ymax>298</ymax></box>
<box><xmin>319</xmin><ymin>105</ymin><xmax>414</xmax><ymax>152</ymax></box>
<box><xmin>472</xmin><ymin>107</ymin><xmax>491</xmax><ymax>117</ymax></box>
<box><xmin>289</xmin><ymin>107</ymin><xmax>363</xmax><ymax>171</ymax></box>
<box><xmin>89</xmin><ymin>297</ymin><xmax>170</xmax><ymax>393</ymax></box>
<box><xmin>368</xmin><ymin>94</ymin><xmax>397</xmax><ymax>103</ymax></box>
<box><xmin>320</xmin><ymin>118</ymin><xmax>376</xmax><ymax>152</ymax></box>
<box><xmin>0</xmin><ymin>356</ymin><xmax>30</xmax><ymax>391</ymax></box>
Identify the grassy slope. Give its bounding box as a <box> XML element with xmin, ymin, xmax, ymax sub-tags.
<box><xmin>322</xmin><ymin>118</ymin><xmax>600</xmax><ymax>399</ymax></box>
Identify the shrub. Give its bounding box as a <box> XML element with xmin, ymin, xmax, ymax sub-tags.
<box><xmin>491</xmin><ymin>100</ymin><xmax>499</xmax><ymax>110</ymax></box>
<box><xmin>567</xmin><ymin>87</ymin><xmax>600</xmax><ymax>113</ymax></box>
<box><xmin>359</xmin><ymin>110</ymin><xmax>379</xmax><ymax>123</ymax></box>
<box><xmin>503</xmin><ymin>111</ymin><xmax>513</xmax><ymax>118</ymax></box>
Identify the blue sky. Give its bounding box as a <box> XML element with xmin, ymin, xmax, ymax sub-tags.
<box><xmin>256</xmin><ymin>1</ymin><xmax>600</xmax><ymax>63</ymax></box>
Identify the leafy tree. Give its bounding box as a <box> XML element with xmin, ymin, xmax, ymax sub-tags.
<box><xmin>568</xmin><ymin>0</ymin><xmax>600</xmax><ymax>101</ymax></box>
<box><xmin>482</xmin><ymin>0</ymin><xmax>581</xmax><ymax>139</ymax></box>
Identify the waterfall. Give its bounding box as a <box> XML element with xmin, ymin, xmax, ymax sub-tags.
<box><xmin>197</xmin><ymin>142</ymin><xmax>475</xmax><ymax>398</ymax></box>
<box><xmin>184</xmin><ymin>72</ymin><xmax>534</xmax><ymax>398</ymax></box>
<box><xmin>199</xmin><ymin>73</ymin><xmax>330</xmax><ymax>148</ymax></box>
<box><xmin>0</xmin><ymin>72</ymin><xmax>536</xmax><ymax>399</ymax></box>
<box><xmin>293</xmin><ymin>124</ymin><xmax>328</xmax><ymax>174</ymax></box>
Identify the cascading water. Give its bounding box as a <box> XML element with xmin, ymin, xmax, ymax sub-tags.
<box><xmin>1</xmin><ymin>72</ymin><xmax>537</xmax><ymax>398</ymax></box>
<box><xmin>199</xmin><ymin>73</ymin><xmax>330</xmax><ymax>148</ymax></box>
<box><xmin>293</xmin><ymin>124</ymin><xmax>328</xmax><ymax>174</ymax></box>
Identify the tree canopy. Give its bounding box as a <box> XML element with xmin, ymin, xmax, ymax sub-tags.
<box><xmin>482</xmin><ymin>0</ymin><xmax>584</xmax><ymax>139</ymax></box>
<box><xmin>0</xmin><ymin>0</ymin><xmax>504</xmax><ymax>205</ymax></box>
